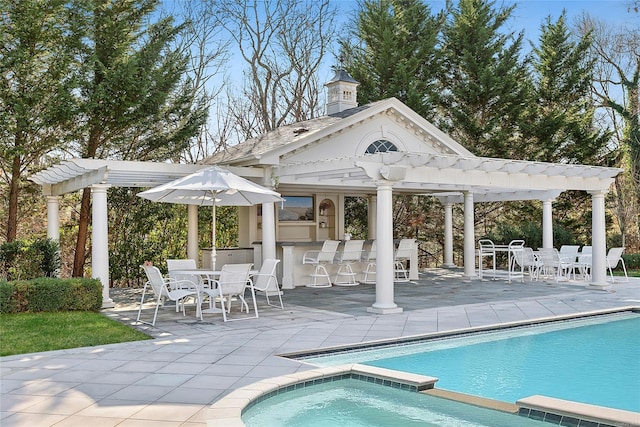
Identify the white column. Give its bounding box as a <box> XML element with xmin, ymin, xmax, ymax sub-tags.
<box><xmin>46</xmin><ymin>196</ymin><xmax>61</xmax><ymax>278</ymax></box>
<box><xmin>368</xmin><ymin>182</ymin><xmax>402</xmax><ymax>314</ymax></box>
<box><xmin>588</xmin><ymin>190</ymin><xmax>609</xmax><ymax>289</ymax></box>
<box><xmin>91</xmin><ymin>185</ymin><xmax>114</xmax><ymax>308</ymax></box>
<box><xmin>443</xmin><ymin>203</ymin><xmax>455</xmax><ymax>267</ymax></box>
<box><xmin>261</xmin><ymin>202</ymin><xmax>277</xmax><ymax>261</ymax></box>
<box><xmin>463</xmin><ymin>192</ymin><xmax>476</xmax><ymax>278</ymax></box>
<box><xmin>46</xmin><ymin>196</ymin><xmax>61</xmax><ymax>242</ymax></box>
<box><xmin>542</xmin><ymin>199</ymin><xmax>554</xmax><ymax>249</ymax></box>
<box><xmin>187</xmin><ymin>205</ymin><xmax>198</xmax><ymax>262</ymax></box>
<box><xmin>281</xmin><ymin>244</ymin><xmax>295</xmax><ymax>289</ymax></box>
<box><xmin>368</xmin><ymin>195</ymin><xmax>377</xmax><ymax>239</ymax></box>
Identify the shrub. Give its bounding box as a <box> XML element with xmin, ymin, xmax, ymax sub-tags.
<box><xmin>0</xmin><ymin>238</ymin><xmax>61</xmax><ymax>280</ymax></box>
<box><xmin>621</xmin><ymin>253</ymin><xmax>640</xmax><ymax>270</ymax></box>
<box><xmin>0</xmin><ymin>278</ymin><xmax>102</xmax><ymax>314</ymax></box>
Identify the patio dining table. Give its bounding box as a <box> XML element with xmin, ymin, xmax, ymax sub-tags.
<box><xmin>170</xmin><ymin>268</ymin><xmax>258</xmax><ymax>316</ymax></box>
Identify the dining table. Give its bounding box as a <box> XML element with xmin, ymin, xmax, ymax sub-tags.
<box><xmin>169</xmin><ymin>268</ymin><xmax>258</xmax><ymax>316</ymax></box>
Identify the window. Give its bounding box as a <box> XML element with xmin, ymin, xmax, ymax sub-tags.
<box><xmin>278</xmin><ymin>196</ymin><xmax>314</xmax><ymax>221</ymax></box>
<box><xmin>365</xmin><ymin>139</ymin><xmax>398</xmax><ymax>154</ymax></box>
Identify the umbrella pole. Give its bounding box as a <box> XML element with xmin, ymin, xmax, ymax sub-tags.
<box><xmin>211</xmin><ymin>199</ymin><xmax>217</xmax><ymax>270</ymax></box>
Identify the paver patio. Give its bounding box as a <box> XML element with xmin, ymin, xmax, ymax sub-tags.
<box><xmin>2</xmin><ymin>268</ymin><xmax>638</xmax><ymax>426</ymax></box>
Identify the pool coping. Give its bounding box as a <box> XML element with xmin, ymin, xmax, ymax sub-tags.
<box><xmin>206</xmin><ymin>364</ymin><xmax>438</xmax><ymax>427</ymax></box>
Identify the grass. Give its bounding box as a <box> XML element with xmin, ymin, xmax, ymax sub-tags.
<box><xmin>0</xmin><ymin>311</ymin><xmax>151</xmax><ymax>357</ymax></box>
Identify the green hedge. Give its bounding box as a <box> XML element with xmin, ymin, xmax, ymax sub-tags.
<box><xmin>622</xmin><ymin>254</ymin><xmax>640</xmax><ymax>270</ymax></box>
<box><xmin>0</xmin><ymin>278</ymin><xmax>102</xmax><ymax>314</ymax></box>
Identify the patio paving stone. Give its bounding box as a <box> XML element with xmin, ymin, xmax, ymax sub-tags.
<box><xmin>1</xmin><ymin>268</ymin><xmax>638</xmax><ymax>426</ymax></box>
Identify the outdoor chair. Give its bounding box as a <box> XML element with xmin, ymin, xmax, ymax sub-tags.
<box><xmin>507</xmin><ymin>240</ymin><xmax>525</xmax><ymax>283</ymax></box>
<box><xmin>478</xmin><ymin>239</ymin><xmax>496</xmax><ymax>279</ymax></box>
<box><xmin>537</xmin><ymin>248</ymin><xmax>573</xmax><ymax>282</ymax></box>
<box><xmin>516</xmin><ymin>247</ymin><xmax>543</xmax><ymax>280</ymax></box>
<box><xmin>167</xmin><ymin>258</ymin><xmax>207</xmax><ymax>299</ymax></box>
<box><xmin>303</xmin><ymin>240</ymin><xmax>340</xmax><ymax>287</ymax></box>
<box><xmin>250</xmin><ymin>258</ymin><xmax>283</xmax><ymax>310</ymax></box>
<box><xmin>606</xmin><ymin>247</ymin><xmax>628</xmax><ymax>283</ymax></box>
<box><xmin>361</xmin><ymin>240</ymin><xmax>377</xmax><ymax>284</ymax></box>
<box><xmin>200</xmin><ymin>263</ymin><xmax>256</xmax><ymax>322</ymax></box>
<box><xmin>334</xmin><ymin>239</ymin><xmax>365</xmax><ymax>286</ymax></box>
<box><xmin>394</xmin><ymin>239</ymin><xmax>416</xmax><ymax>282</ymax></box>
<box><xmin>575</xmin><ymin>247</ymin><xmax>592</xmax><ymax>280</ymax></box>
<box><xmin>137</xmin><ymin>264</ymin><xmax>200</xmax><ymax>326</ymax></box>
<box><xmin>559</xmin><ymin>245</ymin><xmax>581</xmax><ymax>266</ymax></box>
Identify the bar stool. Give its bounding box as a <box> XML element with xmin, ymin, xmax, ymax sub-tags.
<box><xmin>478</xmin><ymin>239</ymin><xmax>496</xmax><ymax>279</ymax></box>
<box><xmin>394</xmin><ymin>239</ymin><xmax>416</xmax><ymax>282</ymax></box>
<box><xmin>361</xmin><ymin>240</ymin><xmax>376</xmax><ymax>284</ymax></box>
<box><xmin>302</xmin><ymin>240</ymin><xmax>340</xmax><ymax>288</ymax></box>
<box><xmin>334</xmin><ymin>239</ymin><xmax>364</xmax><ymax>286</ymax></box>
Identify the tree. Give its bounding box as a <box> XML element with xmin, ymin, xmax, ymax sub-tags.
<box><xmin>69</xmin><ymin>0</ymin><xmax>208</xmax><ymax>277</ymax></box>
<box><xmin>214</xmin><ymin>0</ymin><xmax>337</xmax><ymax>139</ymax></box>
<box><xmin>439</xmin><ymin>0</ymin><xmax>530</xmax><ymax>158</ymax></box>
<box><xmin>340</xmin><ymin>0</ymin><xmax>444</xmax><ymax>120</ymax></box>
<box><xmin>526</xmin><ymin>12</ymin><xmax>610</xmax><ymax>165</ymax></box>
<box><xmin>578</xmin><ymin>13</ymin><xmax>640</xmax><ymax>246</ymax></box>
<box><xmin>0</xmin><ymin>0</ymin><xmax>77</xmax><ymax>242</ymax></box>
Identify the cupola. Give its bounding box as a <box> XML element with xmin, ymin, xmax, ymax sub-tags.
<box><xmin>325</xmin><ymin>68</ymin><xmax>359</xmax><ymax>115</ymax></box>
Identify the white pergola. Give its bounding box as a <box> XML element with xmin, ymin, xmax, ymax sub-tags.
<box><xmin>31</xmin><ymin>151</ymin><xmax>620</xmax><ymax>312</ymax></box>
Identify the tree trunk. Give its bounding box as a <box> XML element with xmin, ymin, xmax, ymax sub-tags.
<box><xmin>72</xmin><ymin>188</ymin><xmax>91</xmax><ymax>277</ymax></box>
<box><xmin>6</xmin><ymin>154</ymin><xmax>21</xmax><ymax>242</ymax></box>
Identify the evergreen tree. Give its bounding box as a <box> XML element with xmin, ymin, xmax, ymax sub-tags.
<box><xmin>0</xmin><ymin>0</ymin><xmax>77</xmax><ymax>242</ymax></box>
<box><xmin>526</xmin><ymin>12</ymin><xmax>610</xmax><ymax>164</ymax></box>
<box><xmin>70</xmin><ymin>0</ymin><xmax>208</xmax><ymax>277</ymax></box>
<box><xmin>439</xmin><ymin>0</ymin><xmax>530</xmax><ymax>158</ymax></box>
<box><xmin>341</xmin><ymin>0</ymin><xmax>443</xmax><ymax>120</ymax></box>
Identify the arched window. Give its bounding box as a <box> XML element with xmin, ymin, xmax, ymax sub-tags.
<box><xmin>365</xmin><ymin>139</ymin><xmax>398</xmax><ymax>154</ymax></box>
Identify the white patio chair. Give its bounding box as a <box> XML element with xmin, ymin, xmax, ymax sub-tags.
<box><xmin>518</xmin><ymin>247</ymin><xmax>543</xmax><ymax>280</ymax></box>
<box><xmin>478</xmin><ymin>239</ymin><xmax>496</xmax><ymax>279</ymax></box>
<box><xmin>394</xmin><ymin>239</ymin><xmax>416</xmax><ymax>282</ymax></box>
<box><xmin>507</xmin><ymin>240</ymin><xmax>525</xmax><ymax>283</ymax></box>
<box><xmin>167</xmin><ymin>258</ymin><xmax>206</xmax><ymax>306</ymax></box>
<box><xmin>559</xmin><ymin>245</ymin><xmax>580</xmax><ymax>269</ymax></box>
<box><xmin>137</xmin><ymin>264</ymin><xmax>199</xmax><ymax>326</ymax></box>
<box><xmin>537</xmin><ymin>248</ymin><xmax>573</xmax><ymax>282</ymax></box>
<box><xmin>361</xmin><ymin>240</ymin><xmax>377</xmax><ymax>284</ymax></box>
<box><xmin>606</xmin><ymin>247</ymin><xmax>628</xmax><ymax>283</ymax></box>
<box><xmin>250</xmin><ymin>258</ymin><xmax>283</xmax><ymax>310</ymax></box>
<box><xmin>200</xmin><ymin>263</ymin><xmax>256</xmax><ymax>322</ymax></box>
<box><xmin>303</xmin><ymin>240</ymin><xmax>340</xmax><ymax>288</ymax></box>
<box><xmin>334</xmin><ymin>239</ymin><xmax>365</xmax><ymax>286</ymax></box>
<box><xmin>575</xmin><ymin>247</ymin><xmax>592</xmax><ymax>280</ymax></box>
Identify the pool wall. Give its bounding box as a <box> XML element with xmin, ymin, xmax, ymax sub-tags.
<box><xmin>206</xmin><ymin>364</ymin><xmax>437</xmax><ymax>427</ymax></box>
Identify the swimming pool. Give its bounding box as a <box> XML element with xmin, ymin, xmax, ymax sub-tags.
<box><xmin>242</xmin><ymin>377</ymin><xmax>553</xmax><ymax>427</ymax></box>
<box><xmin>302</xmin><ymin>311</ymin><xmax>640</xmax><ymax>413</ymax></box>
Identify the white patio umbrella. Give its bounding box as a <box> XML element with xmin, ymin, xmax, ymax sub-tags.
<box><xmin>137</xmin><ymin>166</ymin><xmax>281</xmax><ymax>269</ymax></box>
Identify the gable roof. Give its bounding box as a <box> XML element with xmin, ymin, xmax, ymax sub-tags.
<box><xmin>203</xmin><ymin>98</ymin><xmax>473</xmax><ymax>167</ymax></box>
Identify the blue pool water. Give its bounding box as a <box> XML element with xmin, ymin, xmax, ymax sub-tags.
<box><xmin>306</xmin><ymin>312</ymin><xmax>640</xmax><ymax>413</ymax></box>
<box><xmin>242</xmin><ymin>378</ymin><xmax>553</xmax><ymax>427</ymax></box>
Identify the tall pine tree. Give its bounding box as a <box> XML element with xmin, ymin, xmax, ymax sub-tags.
<box><xmin>526</xmin><ymin>12</ymin><xmax>609</xmax><ymax>164</ymax></box>
<box><xmin>341</xmin><ymin>0</ymin><xmax>443</xmax><ymax>120</ymax></box>
<box><xmin>439</xmin><ymin>0</ymin><xmax>530</xmax><ymax>158</ymax></box>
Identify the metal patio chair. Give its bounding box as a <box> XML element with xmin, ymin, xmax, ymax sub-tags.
<box><xmin>334</xmin><ymin>239</ymin><xmax>365</xmax><ymax>286</ymax></box>
<box><xmin>303</xmin><ymin>240</ymin><xmax>340</xmax><ymax>287</ymax></box>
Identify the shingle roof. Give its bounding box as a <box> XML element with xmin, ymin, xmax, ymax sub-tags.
<box><xmin>202</xmin><ymin>102</ymin><xmax>376</xmax><ymax>166</ymax></box>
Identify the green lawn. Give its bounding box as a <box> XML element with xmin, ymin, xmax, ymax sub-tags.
<box><xmin>0</xmin><ymin>311</ymin><xmax>151</xmax><ymax>357</ymax></box>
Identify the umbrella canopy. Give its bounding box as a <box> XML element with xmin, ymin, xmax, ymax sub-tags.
<box><xmin>138</xmin><ymin>166</ymin><xmax>281</xmax><ymax>268</ymax></box>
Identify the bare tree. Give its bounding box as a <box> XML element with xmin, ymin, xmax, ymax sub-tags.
<box><xmin>577</xmin><ymin>13</ymin><xmax>640</xmax><ymax>244</ymax></box>
<box><xmin>213</xmin><ymin>0</ymin><xmax>337</xmax><ymax>140</ymax></box>
<box><xmin>167</xmin><ymin>0</ymin><xmax>231</xmax><ymax>162</ymax></box>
